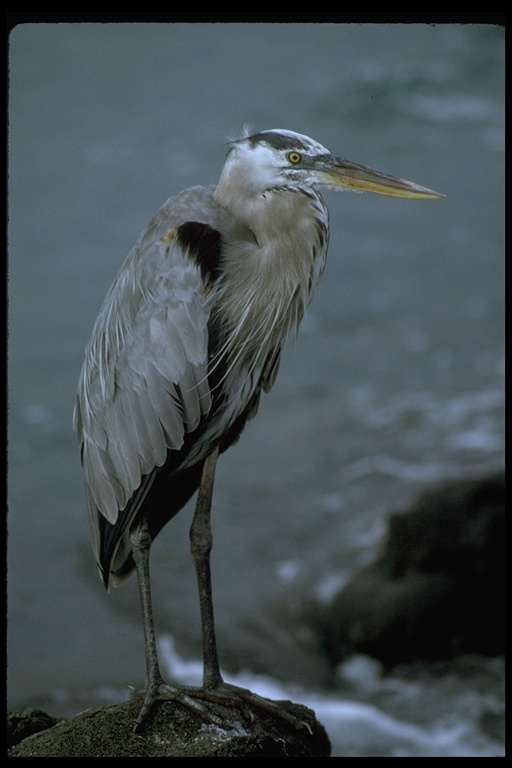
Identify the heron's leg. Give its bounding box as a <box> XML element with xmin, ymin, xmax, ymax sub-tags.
<box><xmin>184</xmin><ymin>445</ymin><xmax>312</xmax><ymax>732</ymax></box>
<box><xmin>190</xmin><ymin>444</ymin><xmax>223</xmax><ymax>689</ymax></box>
<box><xmin>130</xmin><ymin>518</ymin><xmax>166</xmax><ymax>728</ymax></box>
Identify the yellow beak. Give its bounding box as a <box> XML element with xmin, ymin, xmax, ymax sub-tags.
<box><xmin>319</xmin><ymin>157</ymin><xmax>444</xmax><ymax>200</ymax></box>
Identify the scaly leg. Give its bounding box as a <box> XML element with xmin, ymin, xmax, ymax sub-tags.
<box><xmin>189</xmin><ymin>443</ymin><xmax>222</xmax><ymax>689</ymax></box>
<box><xmin>130</xmin><ymin>517</ymin><xmax>169</xmax><ymax>731</ymax></box>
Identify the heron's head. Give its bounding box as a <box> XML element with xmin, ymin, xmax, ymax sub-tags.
<box><xmin>216</xmin><ymin>128</ymin><xmax>443</xmax><ymax>209</ymax></box>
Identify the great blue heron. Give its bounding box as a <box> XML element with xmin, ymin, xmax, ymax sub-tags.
<box><xmin>75</xmin><ymin>128</ymin><xmax>442</xmax><ymax>733</ymax></box>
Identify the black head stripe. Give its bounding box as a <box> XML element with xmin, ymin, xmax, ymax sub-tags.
<box><xmin>246</xmin><ymin>131</ymin><xmax>312</xmax><ymax>153</ymax></box>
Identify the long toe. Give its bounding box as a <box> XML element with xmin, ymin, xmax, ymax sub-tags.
<box><xmin>178</xmin><ymin>682</ymin><xmax>313</xmax><ymax>734</ymax></box>
<box><xmin>131</xmin><ymin>672</ymin><xmax>173</xmax><ymax>733</ymax></box>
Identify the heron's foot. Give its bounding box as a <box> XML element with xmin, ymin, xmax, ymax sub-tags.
<box><xmin>130</xmin><ymin>677</ymin><xmax>225</xmax><ymax>733</ymax></box>
<box><xmin>183</xmin><ymin>681</ymin><xmax>313</xmax><ymax>734</ymax></box>
<box><xmin>131</xmin><ymin>679</ymin><xmax>312</xmax><ymax>735</ymax></box>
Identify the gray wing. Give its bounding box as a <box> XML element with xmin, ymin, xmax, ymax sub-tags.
<box><xmin>75</xmin><ymin>187</ymin><xmax>219</xmax><ymax>566</ymax></box>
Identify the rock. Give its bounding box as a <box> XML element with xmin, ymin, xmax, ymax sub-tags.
<box><xmin>8</xmin><ymin>696</ymin><xmax>331</xmax><ymax>757</ymax></box>
<box><xmin>7</xmin><ymin>709</ymin><xmax>63</xmax><ymax>750</ymax></box>
<box><xmin>320</xmin><ymin>473</ymin><xmax>505</xmax><ymax>667</ymax></box>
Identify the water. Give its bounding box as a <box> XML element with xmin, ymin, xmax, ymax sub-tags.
<box><xmin>7</xmin><ymin>23</ymin><xmax>504</xmax><ymax>756</ymax></box>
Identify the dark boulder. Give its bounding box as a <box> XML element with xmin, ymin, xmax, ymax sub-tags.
<box><xmin>321</xmin><ymin>473</ymin><xmax>505</xmax><ymax>667</ymax></box>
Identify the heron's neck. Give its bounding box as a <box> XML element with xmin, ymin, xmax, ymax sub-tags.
<box><xmin>214</xmin><ymin>184</ymin><xmax>328</xmax><ymax>356</ymax></box>
<box><xmin>215</xmin><ymin>180</ymin><xmax>322</xmax><ymax>250</ymax></box>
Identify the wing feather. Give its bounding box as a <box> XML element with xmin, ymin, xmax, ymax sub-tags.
<box><xmin>76</xmin><ymin>196</ymin><xmax>216</xmax><ymax>546</ymax></box>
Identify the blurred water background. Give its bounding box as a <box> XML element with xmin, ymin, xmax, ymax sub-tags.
<box><xmin>7</xmin><ymin>23</ymin><xmax>504</xmax><ymax>756</ymax></box>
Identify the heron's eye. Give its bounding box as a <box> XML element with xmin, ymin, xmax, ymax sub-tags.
<box><xmin>287</xmin><ymin>152</ymin><xmax>302</xmax><ymax>165</ymax></box>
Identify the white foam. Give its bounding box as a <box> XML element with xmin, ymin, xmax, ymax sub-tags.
<box><xmin>158</xmin><ymin>636</ymin><xmax>504</xmax><ymax>758</ymax></box>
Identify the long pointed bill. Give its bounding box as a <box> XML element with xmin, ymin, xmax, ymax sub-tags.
<box><xmin>319</xmin><ymin>157</ymin><xmax>444</xmax><ymax>199</ymax></box>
